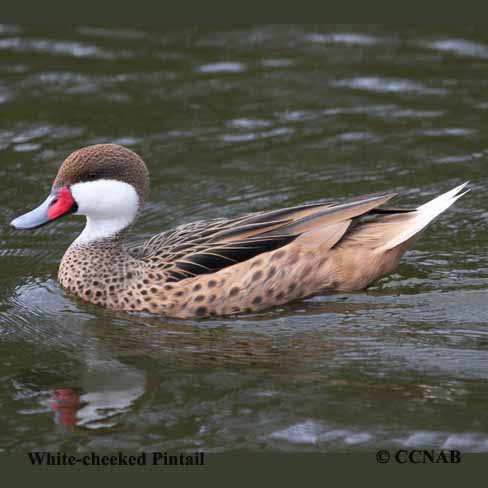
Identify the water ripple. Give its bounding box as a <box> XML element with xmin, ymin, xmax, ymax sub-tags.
<box><xmin>269</xmin><ymin>421</ymin><xmax>488</xmax><ymax>451</ymax></box>
<box><xmin>334</xmin><ymin>77</ymin><xmax>447</xmax><ymax>95</ymax></box>
<box><xmin>305</xmin><ymin>33</ymin><xmax>382</xmax><ymax>46</ymax></box>
<box><xmin>197</xmin><ymin>62</ymin><xmax>246</xmax><ymax>74</ymax></box>
<box><xmin>421</xmin><ymin>128</ymin><xmax>476</xmax><ymax>137</ymax></box>
<box><xmin>427</xmin><ymin>38</ymin><xmax>488</xmax><ymax>59</ymax></box>
<box><xmin>0</xmin><ymin>37</ymin><xmax>115</xmax><ymax>59</ymax></box>
<box><xmin>260</xmin><ymin>58</ymin><xmax>294</xmax><ymax>68</ymax></box>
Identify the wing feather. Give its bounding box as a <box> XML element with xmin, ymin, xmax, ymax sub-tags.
<box><xmin>129</xmin><ymin>193</ymin><xmax>397</xmax><ymax>281</ymax></box>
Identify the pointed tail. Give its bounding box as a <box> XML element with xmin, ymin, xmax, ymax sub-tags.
<box><xmin>376</xmin><ymin>182</ymin><xmax>470</xmax><ymax>252</ymax></box>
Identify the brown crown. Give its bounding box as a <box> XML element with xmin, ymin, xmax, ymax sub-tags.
<box><xmin>53</xmin><ymin>144</ymin><xmax>150</xmax><ymax>206</ymax></box>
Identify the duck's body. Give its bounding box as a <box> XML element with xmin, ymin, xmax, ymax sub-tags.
<box><xmin>11</xmin><ymin>144</ymin><xmax>469</xmax><ymax>318</ymax></box>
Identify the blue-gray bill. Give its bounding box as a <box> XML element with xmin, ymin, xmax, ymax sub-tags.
<box><xmin>10</xmin><ymin>188</ymin><xmax>77</xmax><ymax>230</ymax></box>
<box><xmin>10</xmin><ymin>193</ymin><xmax>58</xmax><ymax>230</ymax></box>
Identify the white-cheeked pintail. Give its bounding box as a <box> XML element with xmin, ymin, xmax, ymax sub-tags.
<box><xmin>11</xmin><ymin>144</ymin><xmax>469</xmax><ymax>318</ymax></box>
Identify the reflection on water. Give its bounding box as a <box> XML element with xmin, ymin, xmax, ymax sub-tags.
<box><xmin>51</xmin><ymin>353</ymin><xmax>145</xmax><ymax>430</ymax></box>
<box><xmin>0</xmin><ymin>24</ymin><xmax>487</xmax><ymax>452</ymax></box>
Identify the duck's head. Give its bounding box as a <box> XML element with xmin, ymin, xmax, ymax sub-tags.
<box><xmin>10</xmin><ymin>144</ymin><xmax>149</xmax><ymax>244</ymax></box>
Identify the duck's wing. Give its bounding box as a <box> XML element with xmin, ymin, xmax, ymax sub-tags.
<box><xmin>129</xmin><ymin>192</ymin><xmax>397</xmax><ymax>282</ymax></box>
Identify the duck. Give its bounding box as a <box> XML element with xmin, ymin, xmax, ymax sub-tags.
<box><xmin>10</xmin><ymin>144</ymin><xmax>469</xmax><ymax>319</ymax></box>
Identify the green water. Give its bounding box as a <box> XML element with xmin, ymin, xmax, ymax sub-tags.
<box><xmin>1</xmin><ymin>25</ymin><xmax>487</xmax><ymax>452</ymax></box>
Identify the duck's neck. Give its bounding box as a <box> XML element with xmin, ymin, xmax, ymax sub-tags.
<box><xmin>73</xmin><ymin>215</ymin><xmax>133</xmax><ymax>246</ymax></box>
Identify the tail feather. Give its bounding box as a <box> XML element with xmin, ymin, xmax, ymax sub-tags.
<box><xmin>339</xmin><ymin>182</ymin><xmax>470</xmax><ymax>253</ymax></box>
<box><xmin>376</xmin><ymin>182</ymin><xmax>469</xmax><ymax>252</ymax></box>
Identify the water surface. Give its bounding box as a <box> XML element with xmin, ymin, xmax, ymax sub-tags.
<box><xmin>1</xmin><ymin>25</ymin><xmax>487</xmax><ymax>452</ymax></box>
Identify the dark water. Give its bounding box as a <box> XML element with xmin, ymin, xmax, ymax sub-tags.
<box><xmin>1</xmin><ymin>25</ymin><xmax>487</xmax><ymax>452</ymax></box>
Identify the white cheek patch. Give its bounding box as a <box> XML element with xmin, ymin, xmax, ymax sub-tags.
<box><xmin>70</xmin><ymin>179</ymin><xmax>139</xmax><ymax>245</ymax></box>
